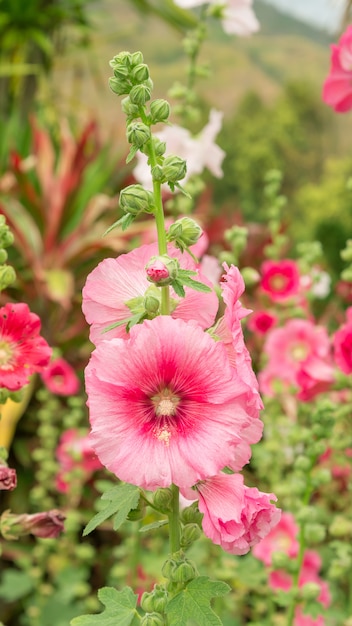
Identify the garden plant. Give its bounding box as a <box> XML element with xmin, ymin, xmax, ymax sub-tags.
<box><xmin>0</xmin><ymin>2</ymin><xmax>352</xmax><ymax>626</ymax></box>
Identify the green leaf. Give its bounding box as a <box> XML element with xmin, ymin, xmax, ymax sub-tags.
<box><xmin>171</xmin><ymin>279</ymin><xmax>185</xmax><ymax>298</ymax></box>
<box><xmin>126</xmin><ymin>144</ymin><xmax>139</xmax><ymax>164</ymax></box>
<box><xmin>179</xmin><ymin>276</ymin><xmax>212</xmax><ymax>293</ymax></box>
<box><xmin>165</xmin><ymin>576</ymin><xmax>230</xmax><ymax>626</ymax></box>
<box><xmin>70</xmin><ymin>587</ymin><xmax>139</xmax><ymax>626</ymax></box>
<box><xmin>83</xmin><ymin>483</ymin><xmax>140</xmax><ymax>536</ymax></box>
<box><xmin>103</xmin><ymin>213</ymin><xmax>135</xmax><ymax>236</ymax></box>
<box><xmin>139</xmin><ymin>519</ymin><xmax>168</xmax><ymax>533</ymax></box>
<box><xmin>0</xmin><ymin>570</ymin><xmax>34</xmax><ymax>601</ymax></box>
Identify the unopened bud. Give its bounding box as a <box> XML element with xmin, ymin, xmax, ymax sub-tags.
<box><xmin>329</xmin><ymin>515</ymin><xmax>352</xmax><ymax>538</ymax></box>
<box><xmin>161</xmin><ymin>558</ymin><xmax>177</xmax><ymax>580</ymax></box>
<box><xmin>299</xmin><ymin>582</ymin><xmax>321</xmax><ymax>602</ymax></box>
<box><xmin>140</xmin><ymin>613</ymin><xmax>164</xmax><ymax>626</ymax></box>
<box><xmin>127</xmin><ymin>499</ymin><xmax>145</xmax><ymax>521</ymax></box>
<box><xmin>171</xmin><ymin>559</ymin><xmax>197</xmax><ymax>583</ymax></box>
<box><xmin>0</xmin><ymin>249</ymin><xmax>8</xmax><ymax>263</ymax></box>
<box><xmin>168</xmin><ymin>217</ymin><xmax>202</xmax><ymax>248</ymax></box>
<box><xmin>0</xmin><ymin>265</ymin><xmax>16</xmax><ymax>290</ymax></box>
<box><xmin>126</xmin><ymin>122</ymin><xmax>151</xmax><ymax>147</ymax></box>
<box><xmin>153</xmin><ymin>138</ymin><xmax>166</xmax><ymax>157</ymax></box>
<box><xmin>109</xmin><ymin>77</ymin><xmax>131</xmax><ymax>96</ymax></box>
<box><xmin>129</xmin><ymin>83</ymin><xmax>152</xmax><ymax>106</ymax></box>
<box><xmin>121</xmin><ymin>96</ymin><xmax>139</xmax><ymax>118</ymax></box>
<box><xmin>131</xmin><ymin>63</ymin><xmax>150</xmax><ymax>83</ymax></box>
<box><xmin>303</xmin><ymin>523</ymin><xmax>326</xmax><ymax>544</ymax></box>
<box><xmin>162</xmin><ymin>155</ymin><xmax>187</xmax><ymax>183</ymax></box>
<box><xmin>150</xmin><ymin>99</ymin><xmax>170</xmax><ymax>123</ymax></box>
<box><xmin>119</xmin><ymin>184</ymin><xmax>154</xmax><ymax>215</ymax></box>
<box><xmin>113</xmin><ymin>65</ymin><xmax>129</xmax><ymax>80</ymax></box>
<box><xmin>145</xmin><ymin>255</ymin><xmax>179</xmax><ymax>286</ymax></box>
<box><xmin>0</xmin><ymin>465</ymin><xmax>17</xmax><ymax>491</ymax></box>
<box><xmin>141</xmin><ymin>586</ymin><xmax>168</xmax><ymax>613</ymax></box>
<box><xmin>181</xmin><ymin>523</ymin><xmax>201</xmax><ymax>547</ymax></box>
<box><xmin>180</xmin><ymin>501</ymin><xmax>202</xmax><ymax>526</ymax></box>
<box><xmin>109</xmin><ymin>51</ymin><xmax>133</xmax><ymax>69</ymax></box>
<box><xmin>144</xmin><ymin>295</ymin><xmax>160</xmax><ymax>315</ymax></box>
<box><xmin>0</xmin><ymin>509</ymin><xmax>65</xmax><ymax>540</ymax></box>
<box><xmin>271</xmin><ymin>551</ymin><xmax>292</xmax><ymax>570</ymax></box>
<box><xmin>153</xmin><ymin>488</ymin><xmax>173</xmax><ymax>512</ymax></box>
<box><xmin>240</xmin><ymin>266</ymin><xmax>260</xmax><ymax>287</ymax></box>
<box><xmin>151</xmin><ymin>165</ymin><xmax>164</xmax><ymax>182</ymax></box>
<box><xmin>131</xmin><ymin>51</ymin><xmax>144</xmax><ymax>67</ymax></box>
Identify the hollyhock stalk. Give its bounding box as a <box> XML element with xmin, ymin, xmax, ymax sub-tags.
<box><xmin>139</xmin><ymin>109</ymin><xmax>181</xmax><ymax>552</ymax></box>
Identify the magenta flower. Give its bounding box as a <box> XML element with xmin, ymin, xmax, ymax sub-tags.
<box><xmin>333</xmin><ymin>307</ymin><xmax>352</xmax><ymax>374</ymax></box>
<box><xmin>85</xmin><ymin>316</ymin><xmax>260</xmax><ymax>490</ymax></box>
<box><xmin>260</xmin><ymin>259</ymin><xmax>301</xmax><ymax>302</ymax></box>
<box><xmin>247</xmin><ymin>310</ymin><xmax>277</xmax><ymax>335</ymax></box>
<box><xmin>252</xmin><ymin>511</ymin><xmax>299</xmax><ymax>566</ymax></box>
<box><xmin>294</xmin><ymin>608</ymin><xmax>325</xmax><ymax>626</ymax></box>
<box><xmin>0</xmin><ymin>465</ymin><xmax>17</xmax><ymax>491</ymax></box>
<box><xmin>0</xmin><ymin>302</ymin><xmax>51</xmax><ymax>390</ymax></box>
<box><xmin>41</xmin><ymin>357</ymin><xmax>80</xmax><ymax>396</ymax></box>
<box><xmin>322</xmin><ymin>25</ymin><xmax>352</xmax><ymax>113</ymax></box>
<box><xmin>56</xmin><ymin>428</ymin><xmax>103</xmax><ymax>493</ymax></box>
<box><xmin>1</xmin><ymin>509</ymin><xmax>65</xmax><ymax>539</ymax></box>
<box><xmin>82</xmin><ymin>244</ymin><xmax>218</xmax><ymax>345</ymax></box>
<box><xmin>182</xmin><ymin>473</ymin><xmax>280</xmax><ymax>555</ymax></box>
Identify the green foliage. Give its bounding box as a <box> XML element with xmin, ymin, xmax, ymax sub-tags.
<box><xmin>71</xmin><ymin>587</ymin><xmax>139</xmax><ymax>626</ymax></box>
<box><xmin>165</xmin><ymin>577</ymin><xmax>231</xmax><ymax>626</ymax></box>
<box><xmin>83</xmin><ymin>483</ymin><xmax>140</xmax><ymax>536</ymax></box>
<box><xmin>0</xmin><ymin>569</ymin><xmax>34</xmax><ymax>602</ymax></box>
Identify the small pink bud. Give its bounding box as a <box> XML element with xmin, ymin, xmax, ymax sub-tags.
<box><xmin>0</xmin><ymin>509</ymin><xmax>65</xmax><ymax>540</ymax></box>
<box><xmin>146</xmin><ymin>259</ymin><xmax>170</xmax><ymax>282</ymax></box>
<box><xmin>0</xmin><ymin>466</ymin><xmax>17</xmax><ymax>491</ymax></box>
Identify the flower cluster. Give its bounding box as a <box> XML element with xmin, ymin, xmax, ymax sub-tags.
<box><xmin>83</xmin><ymin>245</ymin><xmax>280</xmax><ymax>553</ymax></box>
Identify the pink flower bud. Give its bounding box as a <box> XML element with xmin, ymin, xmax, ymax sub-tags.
<box><xmin>1</xmin><ymin>509</ymin><xmax>65</xmax><ymax>540</ymax></box>
<box><xmin>146</xmin><ymin>258</ymin><xmax>170</xmax><ymax>282</ymax></box>
<box><xmin>0</xmin><ymin>465</ymin><xmax>17</xmax><ymax>490</ymax></box>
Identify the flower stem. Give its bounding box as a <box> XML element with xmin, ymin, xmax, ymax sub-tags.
<box><xmin>168</xmin><ymin>484</ymin><xmax>180</xmax><ymax>554</ymax></box>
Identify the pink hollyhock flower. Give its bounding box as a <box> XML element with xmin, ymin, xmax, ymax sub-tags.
<box><xmin>85</xmin><ymin>316</ymin><xmax>262</xmax><ymax>490</ymax></box>
<box><xmin>1</xmin><ymin>509</ymin><xmax>65</xmax><ymax>539</ymax></box>
<box><xmin>252</xmin><ymin>511</ymin><xmax>299</xmax><ymax>566</ymax></box>
<box><xmin>82</xmin><ymin>243</ymin><xmax>218</xmax><ymax>345</ymax></box>
<box><xmin>0</xmin><ymin>302</ymin><xmax>52</xmax><ymax>390</ymax></box>
<box><xmin>322</xmin><ymin>25</ymin><xmax>352</xmax><ymax>113</ymax></box>
<box><xmin>199</xmin><ymin>254</ymin><xmax>222</xmax><ymax>286</ymax></box>
<box><xmin>247</xmin><ymin>310</ymin><xmax>278</xmax><ymax>335</ymax></box>
<box><xmin>259</xmin><ymin>319</ymin><xmax>334</xmax><ymax>400</ymax></box>
<box><xmin>181</xmin><ymin>473</ymin><xmax>280</xmax><ymax>555</ymax></box>
<box><xmin>41</xmin><ymin>357</ymin><xmax>80</xmax><ymax>396</ymax></box>
<box><xmin>215</xmin><ymin>264</ymin><xmax>263</xmax><ymax>469</ymax></box>
<box><xmin>0</xmin><ymin>465</ymin><xmax>17</xmax><ymax>490</ymax></box>
<box><xmin>260</xmin><ymin>259</ymin><xmax>301</xmax><ymax>302</ymax></box>
<box><xmin>294</xmin><ymin>607</ymin><xmax>325</xmax><ymax>626</ymax></box>
<box><xmin>56</xmin><ymin>428</ymin><xmax>102</xmax><ymax>493</ymax></box>
<box><xmin>270</xmin><ymin>550</ymin><xmax>331</xmax><ymax>609</ymax></box>
<box><xmin>333</xmin><ymin>307</ymin><xmax>352</xmax><ymax>374</ymax></box>
<box><xmin>133</xmin><ymin>110</ymin><xmax>225</xmax><ymax>191</ymax></box>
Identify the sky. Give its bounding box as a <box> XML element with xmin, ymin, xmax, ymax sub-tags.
<box><xmin>260</xmin><ymin>0</ymin><xmax>347</xmax><ymax>33</ymax></box>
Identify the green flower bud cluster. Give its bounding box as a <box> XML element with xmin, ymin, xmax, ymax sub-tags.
<box><xmin>109</xmin><ymin>51</ymin><xmax>152</xmax><ymax>102</ymax></box>
<box><xmin>141</xmin><ymin>584</ymin><xmax>168</xmax><ymax>614</ymax></box>
<box><xmin>162</xmin><ymin>555</ymin><xmax>198</xmax><ymax>584</ymax></box>
<box><xmin>166</xmin><ymin>217</ymin><xmax>202</xmax><ymax>256</ymax></box>
<box><xmin>0</xmin><ymin>215</ymin><xmax>16</xmax><ymax>291</ymax></box>
<box><xmin>140</xmin><ymin>612</ymin><xmax>164</xmax><ymax>626</ymax></box>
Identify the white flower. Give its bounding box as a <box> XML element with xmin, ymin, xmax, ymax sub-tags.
<box><xmin>173</xmin><ymin>0</ymin><xmax>260</xmax><ymax>37</ymax></box>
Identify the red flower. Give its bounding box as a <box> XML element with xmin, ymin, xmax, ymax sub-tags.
<box><xmin>0</xmin><ymin>303</ymin><xmax>51</xmax><ymax>390</ymax></box>
<box><xmin>322</xmin><ymin>25</ymin><xmax>352</xmax><ymax>113</ymax></box>
<box><xmin>0</xmin><ymin>465</ymin><xmax>17</xmax><ymax>490</ymax></box>
<box><xmin>260</xmin><ymin>260</ymin><xmax>300</xmax><ymax>302</ymax></box>
<box><xmin>333</xmin><ymin>308</ymin><xmax>352</xmax><ymax>374</ymax></box>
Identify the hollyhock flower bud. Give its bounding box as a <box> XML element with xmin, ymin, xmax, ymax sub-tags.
<box><xmin>126</xmin><ymin>122</ymin><xmax>151</xmax><ymax>147</ymax></box>
<box><xmin>121</xmin><ymin>96</ymin><xmax>139</xmax><ymax>118</ymax></box>
<box><xmin>162</xmin><ymin>155</ymin><xmax>187</xmax><ymax>183</ymax></box>
<box><xmin>181</xmin><ymin>523</ymin><xmax>202</xmax><ymax>547</ymax></box>
<box><xmin>109</xmin><ymin>77</ymin><xmax>131</xmax><ymax>96</ymax></box>
<box><xmin>129</xmin><ymin>83</ymin><xmax>152</xmax><ymax>106</ymax></box>
<box><xmin>119</xmin><ymin>184</ymin><xmax>155</xmax><ymax>215</ymax></box>
<box><xmin>153</xmin><ymin>137</ymin><xmax>166</xmax><ymax>156</ymax></box>
<box><xmin>144</xmin><ymin>294</ymin><xmax>160</xmax><ymax>315</ymax></box>
<box><xmin>110</xmin><ymin>51</ymin><xmax>133</xmax><ymax>69</ymax></box>
<box><xmin>131</xmin><ymin>51</ymin><xmax>144</xmax><ymax>67</ymax></box>
<box><xmin>1</xmin><ymin>509</ymin><xmax>65</xmax><ymax>540</ymax></box>
<box><xmin>161</xmin><ymin>558</ymin><xmax>177</xmax><ymax>580</ymax></box>
<box><xmin>141</xmin><ymin>586</ymin><xmax>168</xmax><ymax>614</ymax></box>
<box><xmin>0</xmin><ymin>265</ymin><xmax>16</xmax><ymax>291</ymax></box>
<box><xmin>131</xmin><ymin>63</ymin><xmax>150</xmax><ymax>83</ymax></box>
<box><xmin>168</xmin><ymin>217</ymin><xmax>202</xmax><ymax>248</ymax></box>
<box><xmin>113</xmin><ymin>64</ymin><xmax>129</xmax><ymax>80</ymax></box>
<box><xmin>0</xmin><ymin>465</ymin><xmax>17</xmax><ymax>490</ymax></box>
<box><xmin>153</xmin><ymin>487</ymin><xmax>173</xmax><ymax>512</ymax></box>
<box><xmin>145</xmin><ymin>255</ymin><xmax>179</xmax><ymax>286</ymax></box>
<box><xmin>171</xmin><ymin>559</ymin><xmax>198</xmax><ymax>583</ymax></box>
<box><xmin>150</xmin><ymin>98</ymin><xmax>171</xmax><ymax>123</ymax></box>
<box><xmin>140</xmin><ymin>613</ymin><xmax>164</xmax><ymax>626</ymax></box>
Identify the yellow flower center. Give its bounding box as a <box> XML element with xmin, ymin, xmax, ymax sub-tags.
<box><xmin>0</xmin><ymin>341</ymin><xmax>15</xmax><ymax>371</ymax></box>
<box><xmin>151</xmin><ymin>388</ymin><xmax>180</xmax><ymax>446</ymax></box>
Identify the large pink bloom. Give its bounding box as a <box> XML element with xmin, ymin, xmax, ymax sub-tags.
<box><xmin>294</xmin><ymin>608</ymin><xmax>325</xmax><ymax>626</ymax></box>
<box><xmin>85</xmin><ymin>316</ymin><xmax>260</xmax><ymax>490</ymax></box>
<box><xmin>333</xmin><ymin>307</ymin><xmax>352</xmax><ymax>374</ymax></box>
<box><xmin>82</xmin><ymin>243</ymin><xmax>218</xmax><ymax>345</ymax></box>
<box><xmin>259</xmin><ymin>319</ymin><xmax>334</xmax><ymax>401</ymax></box>
<box><xmin>260</xmin><ymin>259</ymin><xmax>301</xmax><ymax>302</ymax></box>
<box><xmin>214</xmin><ymin>264</ymin><xmax>263</xmax><ymax>469</ymax></box>
<box><xmin>252</xmin><ymin>511</ymin><xmax>299</xmax><ymax>566</ymax></box>
<box><xmin>0</xmin><ymin>302</ymin><xmax>51</xmax><ymax>390</ymax></box>
<box><xmin>182</xmin><ymin>473</ymin><xmax>280</xmax><ymax>555</ymax></box>
<box><xmin>322</xmin><ymin>25</ymin><xmax>352</xmax><ymax>113</ymax></box>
